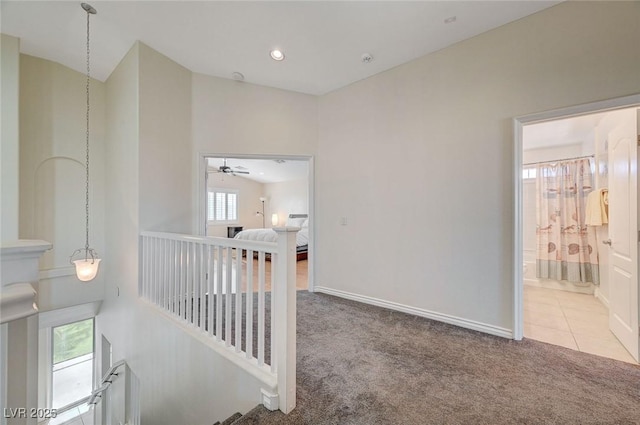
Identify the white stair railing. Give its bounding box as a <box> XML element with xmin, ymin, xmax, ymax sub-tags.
<box><xmin>139</xmin><ymin>229</ymin><xmax>298</xmax><ymax>414</ymax></box>
<box><xmin>89</xmin><ymin>359</ymin><xmax>140</xmax><ymax>425</ymax></box>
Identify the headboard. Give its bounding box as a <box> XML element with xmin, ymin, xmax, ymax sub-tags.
<box><xmin>288</xmin><ymin>214</ymin><xmax>308</xmax><ymax>219</ymax></box>
<box><xmin>286</xmin><ymin>213</ymin><xmax>308</xmax><ymax>227</ymax></box>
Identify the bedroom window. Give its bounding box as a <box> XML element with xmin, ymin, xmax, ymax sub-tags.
<box><xmin>207</xmin><ymin>189</ymin><xmax>239</xmax><ymax>223</ymax></box>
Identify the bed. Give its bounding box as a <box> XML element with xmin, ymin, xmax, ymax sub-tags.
<box><xmin>233</xmin><ymin>214</ymin><xmax>309</xmax><ymax>260</ymax></box>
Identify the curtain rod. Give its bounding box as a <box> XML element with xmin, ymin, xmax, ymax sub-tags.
<box><xmin>523</xmin><ymin>154</ymin><xmax>594</xmax><ymax>167</ymax></box>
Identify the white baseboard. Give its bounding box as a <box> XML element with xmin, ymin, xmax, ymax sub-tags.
<box><xmin>314</xmin><ymin>286</ymin><xmax>513</xmax><ymax>339</ymax></box>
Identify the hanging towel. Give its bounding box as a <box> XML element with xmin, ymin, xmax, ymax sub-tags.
<box><xmin>585</xmin><ymin>188</ymin><xmax>608</xmax><ymax>226</ymax></box>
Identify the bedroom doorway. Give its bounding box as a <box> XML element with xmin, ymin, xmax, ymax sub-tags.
<box><xmin>513</xmin><ymin>95</ymin><xmax>640</xmax><ymax>364</ymax></box>
<box><xmin>199</xmin><ymin>154</ymin><xmax>315</xmax><ymax>292</ymax></box>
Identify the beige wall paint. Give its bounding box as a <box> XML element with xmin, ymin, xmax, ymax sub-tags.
<box><xmin>264</xmin><ymin>178</ymin><xmax>308</xmax><ymax>227</ymax></box>
<box><xmin>316</xmin><ymin>1</ymin><xmax>640</xmax><ymax>332</ymax></box>
<box><xmin>139</xmin><ymin>43</ymin><xmax>193</xmax><ymax>234</ymax></box>
<box><xmin>18</xmin><ymin>54</ymin><xmax>106</xmax><ymax>311</ymax></box>
<box><xmin>206</xmin><ymin>172</ymin><xmax>264</xmax><ymax>237</ymax></box>
<box><xmin>191</xmin><ymin>74</ymin><xmax>318</xmax><ymax>156</ymax></box>
<box><xmin>191</xmin><ymin>74</ymin><xmax>318</xmax><ymax>235</ymax></box>
<box><xmin>1</xmin><ymin>34</ymin><xmax>20</xmax><ymax>242</ymax></box>
<box><xmin>98</xmin><ymin>44</ymin><xmax>274</xmax><ymax>424</ymax></box>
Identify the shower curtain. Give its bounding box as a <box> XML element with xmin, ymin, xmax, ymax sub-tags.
<box><xmin>536</xmin><ymin>158</ymin><xmax>599</xmax><ymax>284</ymax></box>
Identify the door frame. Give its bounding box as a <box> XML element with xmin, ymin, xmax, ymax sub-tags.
<box><xmin>196</xmin><ymin>152</ymin><xmax>316</xmax><ymax>292</ymax></box>
<box><xmin>512</xmin><ymin>94</ymin><xmax>640</xmax><ymax>340</ymax></box>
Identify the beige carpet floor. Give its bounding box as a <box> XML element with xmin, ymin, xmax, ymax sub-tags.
<box><xmin>234</xmin><ymin>292</ymin><xmax>640</xmax><ymax>425</ymax></box>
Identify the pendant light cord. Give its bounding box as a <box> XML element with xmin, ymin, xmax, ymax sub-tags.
<box><xmin>84</xmin><ymin>8</ymin><xmax>91</xmax><ymax>255</ymax></box>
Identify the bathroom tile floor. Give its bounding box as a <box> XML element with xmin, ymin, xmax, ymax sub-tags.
<box><xmin>523</xmin><ymin>285</ymin><xmax>637</xmax><ymax>364</ymax></box>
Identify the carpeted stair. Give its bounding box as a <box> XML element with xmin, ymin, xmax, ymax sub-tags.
<box><xmin>213</xmin><ymin>405</ymin><xmax>280</xmax><ymax>425</ymax></box>
<box><xmin>213</xmin><ymin>411</ymin><xmax>243</xmax><ymax>425</ymax></box>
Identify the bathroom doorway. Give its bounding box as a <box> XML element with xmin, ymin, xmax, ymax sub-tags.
<box><xmin>513</xmin><ymin>95</ymin><xmax>640</xmax><ymax>363</ymax></box>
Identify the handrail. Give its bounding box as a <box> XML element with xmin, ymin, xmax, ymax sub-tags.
<box><xmin>140</xmin><ymin>231</ymin><xmax>278</xmax><ymax>253</ymax></box>
<box><xmin>88</xmin><ymin>359</ymin><xmax>127</xmax><ymax>405</ymax></box>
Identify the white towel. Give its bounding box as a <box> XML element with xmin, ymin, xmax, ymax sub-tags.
<box><xmin>585</xmin><ymin>188</ymin><xmax>608</xmax><ymax>226</ymax></box>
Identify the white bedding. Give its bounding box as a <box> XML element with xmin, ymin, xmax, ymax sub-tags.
<box><xmin>234</xmin><ymin>227</ymin><xmax>309</xmax><ymax>247</ymax></box>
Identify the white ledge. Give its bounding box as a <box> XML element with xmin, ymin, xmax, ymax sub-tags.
<box><xmin>1</xmin><ymin>239</ymin><xmax>52</xmax><ymax>255</ymax></box>
<box><xmin>0</xmin><ymin>283</ymin><xmax>38</xmax><ymax>324</ymax></box>
<box><xmin>1</xmin><ymin>239</ymin><xmax>52</xmax><ymax>287</ymax></box>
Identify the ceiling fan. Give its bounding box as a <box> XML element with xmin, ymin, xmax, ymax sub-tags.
<box><xmin>211</xmin><ymin>158</ymin><xmax>250</xmax><ymax>176</ymax></box>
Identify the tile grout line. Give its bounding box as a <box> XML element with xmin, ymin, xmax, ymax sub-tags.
<box><xmin>556</xmin><ymin>294</ymin><xmax>581</xmax><ymax>351</ymax></box>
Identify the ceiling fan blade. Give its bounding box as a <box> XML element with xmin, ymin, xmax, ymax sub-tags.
<box><xmin>233</xmin><ymin>170</ymin><xmax>250</xmax><ymax>174</ymax></box>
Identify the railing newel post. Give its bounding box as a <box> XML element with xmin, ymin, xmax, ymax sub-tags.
<box><xmin>273</xmin><ymin>227</ymin><xmax>298</xmax><ymax>414</ymax></box>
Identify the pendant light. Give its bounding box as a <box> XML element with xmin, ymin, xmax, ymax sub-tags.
<box><xmin>70</xmin><ymin>3</ymin><xmax>101</xmax><ymax>282</ymax></box>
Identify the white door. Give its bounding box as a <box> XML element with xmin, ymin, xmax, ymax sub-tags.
<box><xmin>607</xmin><ymin>108</ymin><xmax>639</xmax><ymax>361</ymax></box>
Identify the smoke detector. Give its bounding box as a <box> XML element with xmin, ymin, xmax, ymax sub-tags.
<box><xmin>361</xmin><ymin>53</ymin><xmax>373</xmax><ymax>64</ymax></box>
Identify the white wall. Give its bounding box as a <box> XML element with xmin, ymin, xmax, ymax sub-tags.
<box><xmin>99</xmin><ymin>40</ymin><xmax>139</xmax><ymax>423</ymax></box>
<box><xmin>139</xmin><ymin>44</ymin><xmax>193</xmax><ymax>234</ymax></box>
<box><xmin>206</xmin><ymin>172</ymin><xmax>264</xmax><ymax>237</ymax></box>
<box><xmin>522</xmin><ymin>143</ymin><xmax>587</xmax><ymax>165</ymax></box>
<box><xmin>315</xmin><ymin>1</ymin><xmax>640</xmax><ymax>334</ymax></box>
<box><xmin>18</xmin><ymin>54</ymin><xmax>106</xmax><ymax>312</ymax></box>
<box><xmin>98</xmin><ymin>43</ymin><xmax>282</xmax><ymax>424</ymax></box>
<box><xmin>1</xmin><ymin>34</ymin><xmax>20</xmax><ymax>243</ymax></box>
<box><xmin>264</xmin><ymin>178</ymin><xmax>308</xmax><ymax>227</ymax></box>
<box><xmin>191</xmin><ymin>73</ymin><xmax>318</xmax><ymax>235</ymax></box>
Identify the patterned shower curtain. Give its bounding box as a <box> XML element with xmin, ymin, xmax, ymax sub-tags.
<box><xmin>536</xmin><ymin>158</ymin><xmax>599</xmax><ymax>284</ymax></box>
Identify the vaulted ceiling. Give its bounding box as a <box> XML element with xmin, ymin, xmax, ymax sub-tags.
<box><xmin>2</xmin><ymin>1</ymin><xmax>560</xmax><ymax>95</ymax></box>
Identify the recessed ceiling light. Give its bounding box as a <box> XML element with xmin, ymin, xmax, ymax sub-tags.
<box><xmin>444</xmin><ymin>16</ymin><xmax>457</xmax><ymax>24</ymax></box>
<box><xmin>270</xmin><ymin>49</ymin><xmax>285</xmax><ymax>61</ymax></box>
<box><xmin>259</xmin><ymin>172</ymin><xmax>265</xmax><ymax>175</ymax></box>
<box><xmin>232</xmin><ymin>71</ymin><xmax>244</xmax><ymax>81</ymax></box>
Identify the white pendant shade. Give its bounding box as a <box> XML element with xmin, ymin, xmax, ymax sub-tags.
<box><xmin>73</xmin><ymin>258</ymin><xmax>101</xmax><ymax>282</ymax></box>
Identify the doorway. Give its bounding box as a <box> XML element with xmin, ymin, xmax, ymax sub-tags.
<box><xmin>198</xmin><ymin>153</ymin><xmax>315</xmax><ymax>292</ymax></box>
<box><xmin>513</xmin><ymin>95</ymin><xmax>640</xmax><ymax>363</ymax></box>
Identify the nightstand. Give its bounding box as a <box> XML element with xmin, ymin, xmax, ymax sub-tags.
<box><xmin>227</xmin><ymin>226</ymin><xmax>243</xmax><ymax>238</ymax></box>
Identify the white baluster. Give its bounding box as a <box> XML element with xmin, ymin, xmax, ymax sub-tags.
<box><xmin>246</xmin><ymin>250</ymin><xmax>254</xmax><ymax>360</ymax></box>
<box><xmin>225</xmin><ymin>246</ymin><xmax>232</xmax><ymax>346</ymax></box>
<box><xmin>216</xmin><ymin>246</ymin><xmax>223</xmax><ymax>341</ymax></box>
<box><xmin>270</xmin><ymin>252</ymin><xmax>276</xmax><ymax>373</ymax></box>
<box><xmin>180</xmin><ymin>241</ymin><xmax>186</xmax><ymax>320</ymax></box>
<box><xmin>200</xmin><ymin>243</ymin><xmax>206</xmax><ymax>331</ymax></box>
<box><xmin>235</xmin><ymin>248</ymin><xmax>242</xmax><ymax>352</ymax></box>
<box><xmin>142</xmin><ymin>236</ymin><xmax>147</xmax><ymax>299</ymax></box>
<box><xmin>207</xmin><ymin>245</ymin><xmax>214</xmax><ymax>336</ymax></box>
<box><xmin>257</xmin><ymin>251</ymin><xmax>266</xmax><ymax>367</ymax></box>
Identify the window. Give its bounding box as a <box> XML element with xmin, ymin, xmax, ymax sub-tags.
<box><xmin>38</xmin><ymin>304</ymin><xmax>98</xmax><ymax>425</ymax></box>
<box><xmin>522</xmin><ymin>167</ymin><xmax>537</xmax><ymax>180</ymax></box>
<box><xmin>207</xmin><ymin>189</ymin><xmax>239</xmax><ymax>223</ymax></box>
<box><xmin>51</xmin><ymin>318</ymin><xmax>94</xmax><ymax>410</ymax></box>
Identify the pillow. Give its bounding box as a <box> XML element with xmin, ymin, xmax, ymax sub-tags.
<box><xmin>286</xmin><ymin>216</ymin><xmax>307</xmax><ymax>227</ymax></box>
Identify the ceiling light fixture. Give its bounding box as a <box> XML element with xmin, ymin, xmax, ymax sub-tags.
<box><xmin>232</xmin><ymin>71</ymin><xmax>244</xmax><ymax>81</ymax></box>
<box><xmin>70</xmin><ymin>3</ymin><xmax>101</xmax><ymax>282</ymax></box>
<box><xmin>444</xmin><ymin>16</ymin><xmax>457</xmax><ymax>24</ymax></box>
<box><xmin>361</xmin><ymin>53</ymin><xmax>373</xmax><ymax>64</ymax></box>
<box><xmin>270</xmin><ymin>49</ymin><xmax>285</xmax><ymax>61</ymax></box>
